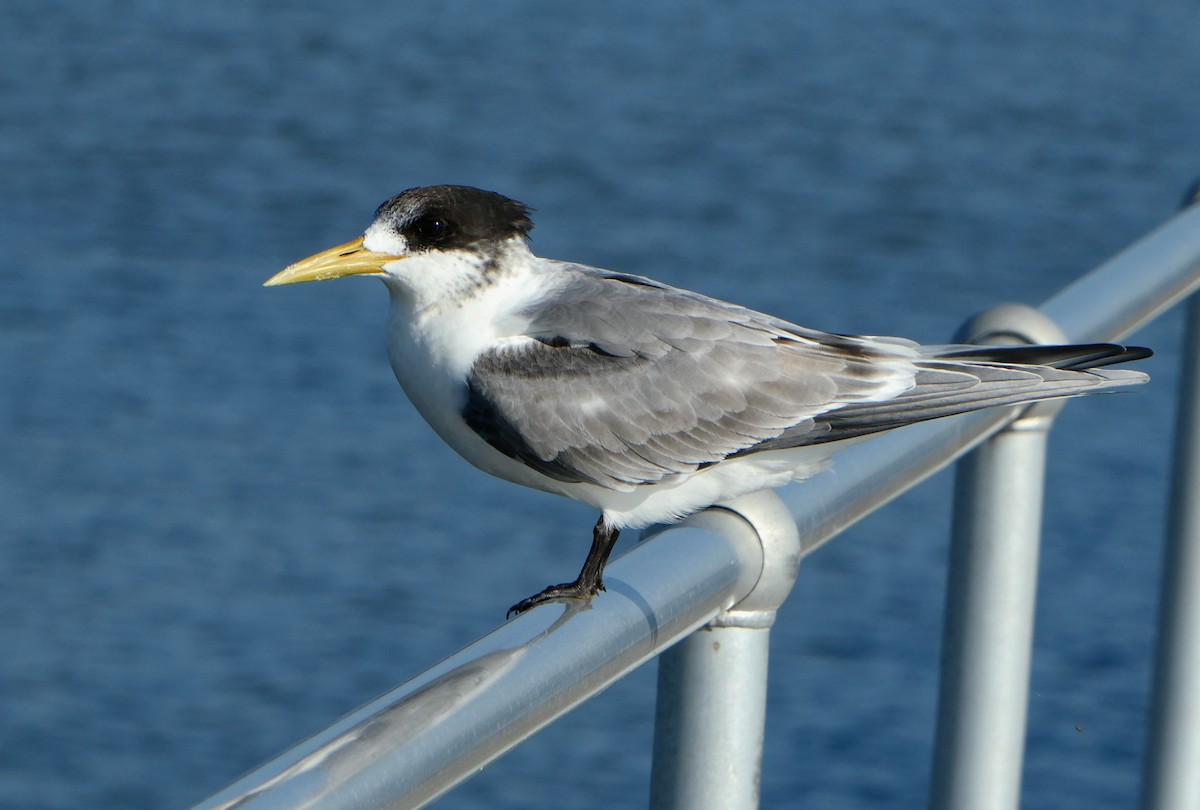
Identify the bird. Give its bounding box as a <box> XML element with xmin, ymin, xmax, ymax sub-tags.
<box><xmin>265</xmin><ymin>185</ymin><xmax>1151</xmax><ymax>618</ymax></box>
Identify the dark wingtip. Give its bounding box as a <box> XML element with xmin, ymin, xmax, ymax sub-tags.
<box><xmin>1121</xmin><ymin>345</ymin><xmax>1154</xmax><ymax>362</ymax></box>
<box><xmin>1066</xmin><ymin>344</ymin><xmax>1153</xmax><ymax>369</ymax></box>
<box><xmin>940</xmin><ymin>343</ymin><xmax>1153</xmax><ymax>370</ymax></box>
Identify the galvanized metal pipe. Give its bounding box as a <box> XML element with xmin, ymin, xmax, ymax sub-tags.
<box><xmin>651</xmin><ymin>627</ymin><xmax>771</xmax><ymax>810</ymax></box>
<box><xmin>650</xmin><ymin>492</ymin><xmax>801</xmax><ymax>810</ymax></box>
<box><xmin>192</xmin><ymin>509</ymin><xmax>763</xmax><ymax>810</ymax></box>
<box><xmin>926</xmin><ymin>306</ymin><xmax>1067</xmax><ymax>810</ymax></box>
<box><xmin>1140</xmin><ymin>291</ymin><xmax>1200</xmax><ymax>810</ymax></box>
<box><xmin>928</xmin><ymin>408</ymin><xmax>1055</xmax><ymax>810</ymax></box>
<box><xmin>1042</xmin><ymin>202</ymin><xmax>1200</xmax><ymax>343</ymax></box>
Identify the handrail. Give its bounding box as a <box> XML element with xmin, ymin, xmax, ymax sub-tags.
<box><xmin>193</xmin><ymin>201</ymin><xmax>1200</xmax><ymax>810</ymax></box>
<box><xmin>193</xmin><ymin>510</ymin><xmax>769</xmax><ymax>810</ymax></box>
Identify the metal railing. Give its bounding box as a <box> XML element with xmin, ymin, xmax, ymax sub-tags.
<box><xmin>194</xmin><ymin>194</ymin><xmax>1200</xmax><ymax>810</ymax></box>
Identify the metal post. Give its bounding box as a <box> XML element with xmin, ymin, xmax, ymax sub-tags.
<box><xmin>1140</xmin><ymin>290</ymin><xmax>1200</xmax><ymax>810</ymax></box>
<box><xmin>650</xmin><ymin>492</ymin><xmax>801</xmax><ymax>810</ymax></box>
<box><xmin>651</xmin><ymin>627</ymin><xmax>771</xmax><ymax>809</ymax></box>
<box><xmin>928</xmin><ymin>305</ymin><xmax>1067</xmax><ymax>810</ymax></box>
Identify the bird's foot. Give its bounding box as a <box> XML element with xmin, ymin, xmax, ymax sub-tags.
<box><xmin>507</xmin><ymin>518</ymin><xmax>619</xmax><ymax>619</ymax></box>
<box><xmin>507</xmin><ymin>578</ymin><xmax>605</xmax><ymax>619</ymax></box>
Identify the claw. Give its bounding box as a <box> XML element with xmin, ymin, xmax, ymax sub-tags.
<box><xmin>506</xmin><ymin>578</ymin><xmax>603</xmax><ymax>619</ymax></box>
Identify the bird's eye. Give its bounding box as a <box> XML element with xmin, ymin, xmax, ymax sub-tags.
<box><xmin>413</xmin><ymin>216</ymin><xmax>453</xmax><ymax>244</ymax></box>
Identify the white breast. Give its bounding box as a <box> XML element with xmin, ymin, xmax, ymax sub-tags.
<box><xmin>378</xmin><ymin>247</ymin><xmax>575</xmax><ymax>495</ymax></box>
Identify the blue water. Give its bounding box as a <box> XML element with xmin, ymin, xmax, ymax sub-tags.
<box><xmin>2</xmin><ymin>1</ymin><xmax>1198</xmax><ymax>807</ymax></box>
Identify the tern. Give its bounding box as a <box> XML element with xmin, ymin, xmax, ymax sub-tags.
<box><xmin>266</xmin><ymin>185</ymin><xmax>1150</xmax><ymax>617</ymax></box>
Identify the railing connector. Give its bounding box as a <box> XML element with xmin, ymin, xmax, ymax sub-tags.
<box><xmin>929</xmin><ymin>303</ymin><xmax>1068</xmax><ymax>810</ymax></box>
<box><xmin>649</xmin><ymin>491</ymin><xmax>800</xmax><ymax>810</ymax></box>
<box><xmin>712</xmin><ymin>490</ymin><xmax>804</xmax><ymax>627</ymax></box>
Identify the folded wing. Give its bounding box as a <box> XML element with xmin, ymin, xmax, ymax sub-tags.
<box><xmin>463</xmin><ymin>266</ymin><xmax>1149</xmax><ymax>489</ymax></box>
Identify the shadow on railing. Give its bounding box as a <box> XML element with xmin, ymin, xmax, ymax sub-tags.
<box><xmin>193</xmin><ymin>193</ymin><xmax>1200</xmax><ymax>810</ymax></box>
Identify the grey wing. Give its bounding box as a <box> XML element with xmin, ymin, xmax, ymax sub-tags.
<box><xmin>463</xmin><ymin>265</ymin><xmax>1150</xmax><ymax>488</ymax></box>
<box><xmin>461</xmin><ymin>267</ymin><xmax>919</xmax><ymax>489</ymax></box>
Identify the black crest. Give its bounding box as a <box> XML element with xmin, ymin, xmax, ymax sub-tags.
<box><xmin>373</xmin><ymin>185</ymin><xmax>534</xmax><ymax>251</ymax></box>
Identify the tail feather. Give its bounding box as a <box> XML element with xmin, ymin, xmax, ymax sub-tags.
<box><xmin>807</xmin><ymin>342</ymin><xmax>1151</xmax><ymax>445</ymax></box>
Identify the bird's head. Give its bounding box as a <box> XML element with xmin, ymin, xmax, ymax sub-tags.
<box><xmin>264</xmin><ymin>185</ymin><xmax>534</xmax><ymax>288</ymax></box>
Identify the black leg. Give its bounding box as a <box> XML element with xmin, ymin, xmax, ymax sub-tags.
<box><xmin>507</xmin><ymin>517</ymin><xmax>621</xmax><ymax>618</ymax></box>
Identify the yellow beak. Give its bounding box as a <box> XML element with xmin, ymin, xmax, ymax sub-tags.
<box><xmin>264</xmin><ymin>237</ymin><xmax>399</xmax><ymax>287</ymax></box>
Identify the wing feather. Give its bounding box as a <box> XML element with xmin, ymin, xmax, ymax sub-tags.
<box><xmin>462</xmin><ymin>264</ymin><xmax>1149</xmax><ymax>489</ymax></box>
<box><xmin>462</xmin><ymin>267</ymin><xmax>915</xmax><ymax>488</ymax></box>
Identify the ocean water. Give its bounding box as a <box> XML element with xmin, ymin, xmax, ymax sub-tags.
<box><xmin>2</xmin><ymin>1</ymin><xmax>1198</xmax><ymax>807</ymax></box>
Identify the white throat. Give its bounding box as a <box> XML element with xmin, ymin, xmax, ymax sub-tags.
<box><xmin>375</xmin><ymin>238</ymin><xmax>569</xmax><ymax>493</ymax></box>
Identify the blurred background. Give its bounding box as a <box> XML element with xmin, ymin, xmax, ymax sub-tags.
<box><xmin>2</xmin><ymin>1</ymin><xmax>1198</xmax><ymax>807</ymax></box>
